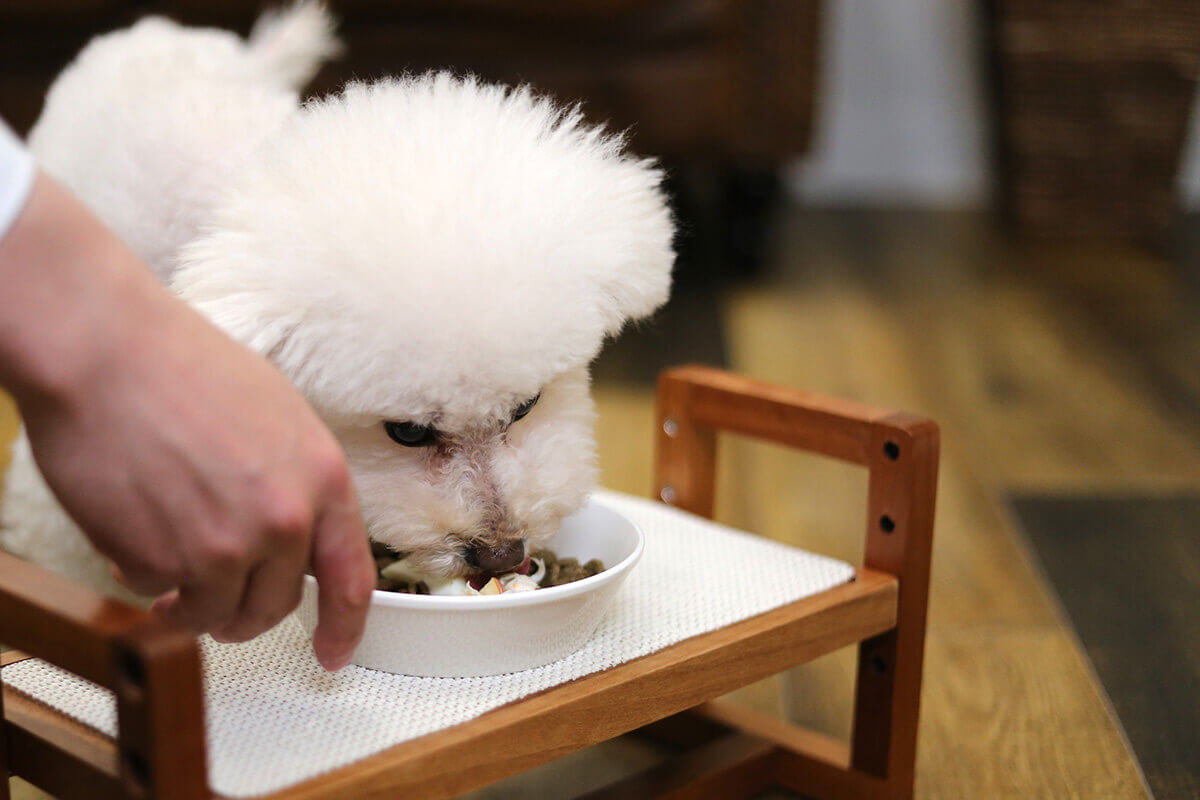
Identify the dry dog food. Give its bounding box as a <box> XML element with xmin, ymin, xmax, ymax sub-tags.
<box><xmin>531</xmin><ymin>549</ymin><xmax>606</xmax><ymax>587</ymax></box>
<box><xmin>372</xmin><ymin>542</ymin><xmax>604</xmax><ymax>596</ymax></box>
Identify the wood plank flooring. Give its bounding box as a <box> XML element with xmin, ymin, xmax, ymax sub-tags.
<box><xmin>475</xmin><ymin>209</ymin><xmax>1189</xmax><ymax>798</ymax></box>
<box><xmin>674</xmin><ymin>210</ymin><xmax>1182</xmax><ymax>799</ymax></box>
<box><xmin>8</xmin><ymin>208</ymin><xmax>1198</xmax><ymax>798</ymax></box>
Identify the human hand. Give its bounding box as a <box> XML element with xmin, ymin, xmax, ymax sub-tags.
<box><xmin>0</xmin><ymin>174</ymin><xmax>375</xmax><ymax>670</ymax></box>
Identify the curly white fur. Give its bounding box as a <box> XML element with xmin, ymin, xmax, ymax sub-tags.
<box><xmin>0</xmin><ymin>3</ymin><xmax>674</xmax><ymax>593</ymax></box>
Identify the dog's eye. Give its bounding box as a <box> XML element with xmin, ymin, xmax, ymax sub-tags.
<box><xmin>511</xmin><ymin>392</ymin><xmax>540</xmax><ymax>423</ymax></box>
<box><xmin>384</xmin><ymin>421</ymin><xmax>436</xmax><ymax>447</ymax></box>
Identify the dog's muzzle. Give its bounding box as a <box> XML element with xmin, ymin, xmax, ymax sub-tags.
<box><xmin>464</xmin><ymin>540</ymin><xmax>526</xmax><ymax>574</ymax></box>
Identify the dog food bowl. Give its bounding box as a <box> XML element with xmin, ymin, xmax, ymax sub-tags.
<box><xmin>295</xmin><ymin>496</ymin><xmax>644</xmax><ymax>677</ymax></box>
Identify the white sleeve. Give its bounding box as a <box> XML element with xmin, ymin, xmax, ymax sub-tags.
<box><xmin>0</xmin><ymin>119</ymin><xmax>36</xmax><ymax>242</ymax></box>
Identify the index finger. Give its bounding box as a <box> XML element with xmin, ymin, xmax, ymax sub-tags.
<box><xmin>309</xmin><ymin>492</ymin><xmax>375</xmax><ymax>671</ymax></box>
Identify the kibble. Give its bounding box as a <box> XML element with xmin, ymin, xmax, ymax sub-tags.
<box><xmin>531</xmin><ymin>549</ymin><xmax>605</xmax><ymax>587</ymax></box>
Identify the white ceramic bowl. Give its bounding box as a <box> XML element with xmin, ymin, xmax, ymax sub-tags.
<box><xmin>295</xmin><ymin>497</ymin><xmax>643</xmax><ymax>677</ymax></box>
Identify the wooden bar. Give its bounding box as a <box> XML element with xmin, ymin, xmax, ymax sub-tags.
<box><xmin>0</xmin><ymin>653</ymin><xmax>33</xmax><ymax>668</ymax></box>
<box><xmin>774</xmin><ymin>748</ymin><xmax>890</xmax><ymax>800</ymax></box>
<box><xmin>659</xmin><ymin>366</ymin><xmax>897</xmax><ymax>470</ymax></box>
<box><xmin>630</xmin><ymin>711</ymin><xmax>728</xmax><ymax>751</ymax></box>
<box><xmin>679</xmin><ymin>701</ymin><xmax>890</xmax><ymax>799</ymax></box>
<box><xmin>7</xmin><ymin>725</ymin><xmax>126</xmax><ymax>800</ymax></box>
<box><xmin>3</xmin><ymin>685</ymin><xmax>117</xmax><ymax>779</ymax></box>
<box><xmin>688</xmin><ymin>700</ymin><xmax>851</xmax><ymax>768</ymax></box>
<box><xmin>3</xmin><ymin>688</ymin><xmax>123</xmax><ymax>800</ymax></box>
<box><xmin>623</xmin><ymin>699</ymin><xmax>894</xmax><ymax>800</ymax></box>
<box><xmin>573</xmin><ymin>732</ymin><xmax>779</xmax><ymax>800</ymax></box>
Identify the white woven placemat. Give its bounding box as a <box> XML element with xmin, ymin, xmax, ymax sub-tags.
<box><xmin>3</xmin><ymin>490</ymin><xmax>854</xmax><ymax>798</ymax></box>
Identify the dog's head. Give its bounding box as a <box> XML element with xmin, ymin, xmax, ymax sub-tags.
<box><xmin>173</xmin><ymin>74</ymin><xmax>674</xmax><ymax>576</ymax></box>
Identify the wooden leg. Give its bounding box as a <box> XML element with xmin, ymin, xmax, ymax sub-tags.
<box><xmin>845</xmin><ymin>417</ymin><xmax>938</xmax><ymax>799</ymax></box>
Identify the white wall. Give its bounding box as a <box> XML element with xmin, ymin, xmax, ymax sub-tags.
<box><xmin>789</xmin><ymin>0</ymin><xmax>989</xmax><ymax>207</ymax></box>
<box><xmin>791</xmin><ymin>0</ymin><xmax>1200</xmax><ymax>211</ymax></box>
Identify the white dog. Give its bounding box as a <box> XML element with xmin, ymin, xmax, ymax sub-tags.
<box><xmin>0</xmin><ymin>3</ymin><xmax>673</xmax><ymax>598</ymax></box>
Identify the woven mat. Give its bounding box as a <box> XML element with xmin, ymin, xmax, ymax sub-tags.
<box><xmin>3</xmin><ymin>490</ymin><xmax>854</xmax><ymax>797</ymax></box>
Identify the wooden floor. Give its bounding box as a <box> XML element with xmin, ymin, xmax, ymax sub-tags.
<box><xmin>578</xmin><ymin>209</ymin><xmax>1199</xmax><ymax>800</ymax></box>
<box><xmin>7</xmin><ymin>208</ymin><xmax>1199</xmax><ymax>798</ymax></box>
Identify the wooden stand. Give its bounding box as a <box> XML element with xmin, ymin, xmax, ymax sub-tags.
<box><xmin>2</xmin><ymin>366</ymin><xmax>937</xmax><ymax>799</ymax></box>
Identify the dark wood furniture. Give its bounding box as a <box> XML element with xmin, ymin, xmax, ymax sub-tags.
<box><xmin>1</xmin><ymin>1</ymin><xmax>821</xmax><ymax>281</ymax></box>
<box><xmin>2</xmin><ymin>366</ymin><xmax>938</xmax><ymax>799</ymax></box>
<box><xmin>1</xmin><ymin>1</ymin><xmax>821</xmax><ymax>164</ymax></box>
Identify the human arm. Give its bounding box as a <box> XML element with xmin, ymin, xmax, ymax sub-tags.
<box><xmin>0</xmin><ymin>126</ymin><xmax>374</xmax><ymax>670</ymax></box>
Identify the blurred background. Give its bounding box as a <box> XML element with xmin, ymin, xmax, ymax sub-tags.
<box><xmin>2</xmin><ymin>2</ymin><xmax>1198</xmax><ymax>798</ymax></box>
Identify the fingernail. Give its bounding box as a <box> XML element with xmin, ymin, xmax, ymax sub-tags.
<box><xmin>318</xmin><ymin>648</ymin><xmax>352</xmax><ymax>672</ymax></box>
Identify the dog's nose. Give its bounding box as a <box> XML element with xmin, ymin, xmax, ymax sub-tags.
<box><xmin>468</xmin><ymin>540</ymin><xmax>525</xmax><ymax>574</ymax></box>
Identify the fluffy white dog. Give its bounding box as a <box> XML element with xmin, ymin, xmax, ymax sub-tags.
<box><xmin>0</xmin><ymin>3</ymin><xmax>673</xmax><ymax>597</ymax></box>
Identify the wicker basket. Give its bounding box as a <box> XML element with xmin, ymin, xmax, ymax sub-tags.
<box><xmin>985</xmin><ymin>0</ymin><xmax>1200</xmax><ymax>240</ymax></box>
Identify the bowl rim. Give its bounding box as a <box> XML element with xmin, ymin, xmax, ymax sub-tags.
<box><xmin>305</xmin><ymin>498</ymin><xmax>645</xmax><ymax>611</ymax></box>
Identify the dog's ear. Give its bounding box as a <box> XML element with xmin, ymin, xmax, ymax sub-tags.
<box><xmin>549</xmin><ymin>149</ymin><xmax>673</xmax><ymax>345</ymax></box>
<box><xmin>172</xmin><ymin>254</ymin><xmax>338</xmax><ymax>409</ymax></box>
<box><xmin>594</xmin><ymin>162</ymin><xmax>675</xmax><ymax>338</ymax></box>
<box><xmin>169</xmin><ymin>241</ymin><xmax>302</xmax><ymax>366</ymax></box>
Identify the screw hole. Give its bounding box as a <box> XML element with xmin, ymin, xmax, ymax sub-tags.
<box><xmin>663</xmin><ymin>418</ymin><xmax>679</xmax><ymax>437</ymax></box>
<box><xmin>123</xmin><ymin>748</ymin><xmax>150</xmax><ymax>788</ymax></box>
<box><xmin>869</xmin><ymin>655</ymin><xmax>887</xmax><ymax>674</ymax></box>
<box><xmin>883</xmin><ymin>441</ymin><xmax>900</xmax><ymax>460</ymax></box>
<box><xmin>118</xmin><ymin>649</ymin><xmax>145</xmax><ymax>688</ymax></box>
<box><xmin>879</xmin><ymin>515</ymin><xmax>896</xmax><ymax>533</ymax></box>
<box><xmin>660</xmin><ymin>486</ymin><xmax>677</xmax><ymax>504</ymax></box>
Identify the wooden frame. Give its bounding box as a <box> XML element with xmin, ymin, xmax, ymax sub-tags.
<box><xmin>2</xmin><ymin>365</ymin><xmax>937</xmax><ymax>799</ymax></box>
